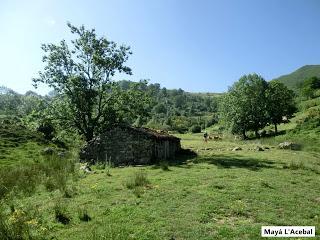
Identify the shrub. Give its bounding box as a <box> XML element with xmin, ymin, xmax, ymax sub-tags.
<box><xmin>170</xmin><ymin>116</ymin><xmax>191</xmax><ymax>133</ymax></box>
<box><xmin>189</xmin><ymin>125</ymin><xmax>201</xmax><ymax>133</ymax></box>
<box><xmin>206</xmin><ymin>115</ymin><xmax>218</xmax><ymax>128</ymax></box>
<box><xmin>37</xmin><ymin>121</ymin><xmax>55</xmax><ymax>140</ymax></box>
<box><xmin>175</xmin><ymin>125</ymin><xmax>188</xmax><ymax>134</ymax></box>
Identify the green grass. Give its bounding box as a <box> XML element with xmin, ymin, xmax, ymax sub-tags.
<box><xmin>1</xmin><ymin>133</ymin><xmax>319</xmax><ymax>239</ymax></box>
<box><xmin>273</xmin><ymin>64</ymin><xmax>320</xmax><ymax>90</ymax></box>
<box><xmin>0</xmin><ymin>120</ymin><xmax>44</xmax><ymax>167</ymax></box>
<box><xmin>299</xmin><ymin>97</ymin><xmax>320</xmax><ymax>111</ymax></box>
<box><xmin>0</xmin><ymin>117</ymin><xmax>66</xmax><ymax>167</ymax></box>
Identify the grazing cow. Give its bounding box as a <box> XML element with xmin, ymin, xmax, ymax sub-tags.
<box><xmin>212</xmin><ymin>135</ymin><xmax>222</xmax><ymax>140</ymax></box>
<box><xmin>282</xmin><ymin>116</ymin><xmax>290</xmax><ymax>123</ymax></box>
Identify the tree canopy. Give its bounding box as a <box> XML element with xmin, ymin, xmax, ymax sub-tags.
<box><xmin>266</xmin><ymin>81</ymin><xmax>296</xmax><ymax>134</ymax></box>
<box><xmin>221</xmin><ymin>74</ymin><xmax>296</xmax><ymax>138</ymax></box>
<box><xmin>33</xmin><ymin>23</ymin><xmax>149</xmax><ymax>142</ymax></box>
<box><xmin>221</xmin><ymin>74</ymin><xmax>268</xmax><ymax>138</ymax></box>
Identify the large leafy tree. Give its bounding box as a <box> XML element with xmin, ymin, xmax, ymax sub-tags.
<box><xmin>221</xmin><ymin>74</ymin><xmax>269</xmax><ymax>139</ymax></box>
<box><xmin>33</xmin><ymin>23</ymin><xmax>147</xmax><ymax>142</ymax></box>
<box><xmin>222</xmin><ymin>74</ymin><xmax>297</xmax><ymax>139</ymax></box>
<box><xmin>266</xmin><ymin>81</ymin><xmax>296</xmax><ymax>134</ymax></box>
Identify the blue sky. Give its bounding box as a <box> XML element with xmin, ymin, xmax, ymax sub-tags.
<box><xmin>0</xmin><ymin>0</ymin><xmax>319</xmax><ymax>94</ymax></box>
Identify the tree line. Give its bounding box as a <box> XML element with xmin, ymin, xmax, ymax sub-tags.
<box><xmin>117</xmin><ymin>80</ymin><xmax>220</xmax><ymax>132</ymax></box>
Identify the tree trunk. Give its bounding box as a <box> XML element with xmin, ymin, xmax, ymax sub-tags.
<box><xmin>274</xmin><ymin>123</ymin><xmax>278</xmax><ymax>135</ymax></box>
<box><xmin>85</xmin><ymin>129</ymin><xmax>94</xmax><ymax>142</ymax></box>
<box><xmin>242</xmin><ymin>129</ymin><xmax>247</xmax><ymax>140</ymax></box>
<box><xmin>255</xmin><ymin>130</ymin><xmax>260</xmax><ymax>138</ymax></box>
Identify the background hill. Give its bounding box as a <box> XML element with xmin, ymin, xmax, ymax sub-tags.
<box><xmin>273</xmin><ymin>65</ymin><xmax>320</xmax><ymax>90</ymax></box>
<box><xmin>117</xmin><ymin>80</ymin><xmax>221</xmax><ymax>132</ymax></box>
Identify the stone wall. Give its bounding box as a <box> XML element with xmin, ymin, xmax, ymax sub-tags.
<box><xmin>80</xmin><ymin>126</ymin><xmax>181</xmax><ymax>166</ymax></box>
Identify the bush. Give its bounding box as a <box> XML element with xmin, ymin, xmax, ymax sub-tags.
<box><xmin>189</xmin><ymin>125</ymin><xmax>201</xmax><ymax>133</ymax></box>
<box><xmin>37</xmin><ymin>121</ymin><xmax>55</xmax><ymax>140</ymax></box>
<box><xmin>174</xmin><ymin>125</ymin><xmax>189</xmax><ymax>133</ymax></box>
<box><xmin>206</xmin><ymin>115</ymin><xmax>218</xmax><ymax>128</ymax></box>
<box><xmin>170</xmin><ymin>116</ymin><xmax>191</xmax><ymax>133</ymax></box>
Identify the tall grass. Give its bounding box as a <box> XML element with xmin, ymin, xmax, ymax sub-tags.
<box><xmin>125</xmin><ymin>171</ymin><xmax>150</xmax><ymax>189</ymax></box>
<box><xmin>0</xmin><ymin>151</ymin><xmax>77</xmax><ymax>239</ymax></box>
<box><xmin>0</xmin><ymin>203</ymin><xmax>46</xmax><ymax>240</ymax></box>
<box><xmin>125</xmin><ymin>171</ymin><xmax>150</xmax><ymax>197</ymax></box>
<box><xmin>0</xmin><ymin>152</ymin><xmax>76</xmax><ymax>200</ymax></box>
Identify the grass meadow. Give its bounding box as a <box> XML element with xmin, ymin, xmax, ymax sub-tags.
<box><xmin>1</xmin><ymin>133</ymin><xmax>319</xmax><ymax>239</ymax></box>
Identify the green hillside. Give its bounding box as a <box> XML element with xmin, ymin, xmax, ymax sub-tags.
<box><xmin>273</xmin><ymin>65</ymin><xmax>320</xmax><ymax>90</ymax></box>
<box><xmin>1</xmin><ymin>80</ymin><xmax>320</xmax><ymax>239</ymax></box>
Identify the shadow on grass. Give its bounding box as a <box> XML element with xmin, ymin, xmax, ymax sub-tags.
<box><xmin>201</xmin><ymin>154</ymin><xmax>275</xmax><ymax>171</ymax></box>
<box><xmin>157</xmin><ymin>148</ymin><xmax>276</xmax><ymax>171</ymax></box>
<box><xmin>246</xmin><ymin>130</ymin><xmax>287</xmax><ymax>140</ymax></box>
<box><xmin>152</xmin><ymin>148</ymin><xmax>197</xmax><ymax>170</ymax></box>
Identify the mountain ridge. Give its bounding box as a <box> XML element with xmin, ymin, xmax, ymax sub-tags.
<box><xmin>272</xmin><ymin>64</ymin><xmax>320</xmax><ymax>90</ymax></box>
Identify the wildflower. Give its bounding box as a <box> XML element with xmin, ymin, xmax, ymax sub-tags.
<box><xmin>9</xmin><ymin>209</ymin><xmax>25</xmax><ymax>223</ymax></box>
<box><xmin>25</xmin><ymin>219</ymin><xmax>38</xmax><ymax>226</ymax></box>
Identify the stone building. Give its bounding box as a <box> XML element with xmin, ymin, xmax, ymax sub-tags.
<box><xmin>80</xmin><ymin>125</ymin><xmax>181</xmax><ymax>166</ymax></box>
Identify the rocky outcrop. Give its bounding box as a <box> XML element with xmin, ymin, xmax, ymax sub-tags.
<box><xmin>232</xmin><ymin>146</ymin><xmax>242</xmax><ymax>151</ymax></box>
<box><xmin>278</xmin><ymin>142</ymin><xmax>300</xmax><ymax>150</ymax></box>
<box><xmin>255</xmin><ymin>146</ymin><xmax>264</xmax><ymax>151</ymax></box>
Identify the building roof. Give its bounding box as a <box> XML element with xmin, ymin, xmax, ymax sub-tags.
<box><xmin>109</xmin><ymin>124</ymin><xmax>180</xmax><ymax>141</ymax></box>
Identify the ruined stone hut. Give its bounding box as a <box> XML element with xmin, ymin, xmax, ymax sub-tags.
<box><xmin>80</xmin><ymin>125</ymin><xmax>181</xmax><ymax>166</ymax></box>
